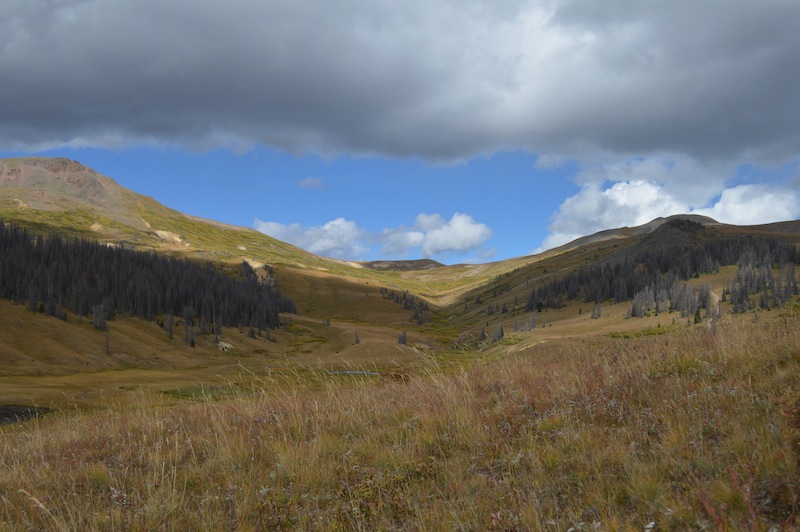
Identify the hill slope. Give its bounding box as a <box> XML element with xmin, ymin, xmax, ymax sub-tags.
<box><xmin>2</xmin><ymin>158</ymin><xmax>799</xmax><ymax>530</ymax></box>
<box><xmin>0</xmin><ymin>157</ymin><xmax>351</xmax><ymax>270</ymax></box>
<box><xmin>1</xmin><ymin>157</ymin><xmax>800</xmax><ymax>406</ymax></box>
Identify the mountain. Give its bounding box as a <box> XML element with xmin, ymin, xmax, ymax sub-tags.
<box><xmin>3</xmin><ymin>157</ymin><xmax>799</xmax><ymax>293</ymax></box>
<box><xmin>3</xmin><ymin>158</ymin><xmax>799</xmax><ymax>530</ymax></box>
<box><xmin>3</xmin><ymin>157</ymin><xmax>800</xmax><ymax>308</ymax></box>
<box><xmin>361</xmin><ymin>259</ymin><xmax>444</xmax><ymax>271</ymax></box>
<box><xmin>0</xmin><ymin>157</ymin><xmax>358</xmax><ymax>272</ymax></box>
<box><xmin>0</xmin><ymin>158</ymin><xmax>131</xmax><ymax>216</ymax></box>
<box><xmin>1</xmin><ymin>156</ymin><xmax>800</xmax><ymax>400</ymax></box>
<box><xmin>551</xmin><ymin>213</ymin><xmax>720</xmax><ymax>253</ymax></box>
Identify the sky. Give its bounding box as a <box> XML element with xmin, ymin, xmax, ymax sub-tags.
<box><xmin>1</xmin><ymin>0</ymin><xmax>799</xmax><ymax>264</ymax></box>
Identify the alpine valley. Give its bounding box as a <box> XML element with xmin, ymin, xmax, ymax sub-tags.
<box><xmin>2</xmin><ymin>157</ymin><xmax>799</xmax><ymax>529</ymax></box>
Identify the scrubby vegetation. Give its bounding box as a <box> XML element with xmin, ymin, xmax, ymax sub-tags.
<box><xmin>2</xmin><ymin>313</ymin><xmax>798</xmax><ymax>529</ymax></box>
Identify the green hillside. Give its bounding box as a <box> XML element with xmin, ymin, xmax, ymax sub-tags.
<box><xmin>2</xmin><ymin>158</ymin><xmax>800</xmax><ymax>528</ymax></box>
<box><xmin>2</xmin><ymin>157</ymin><xmax>800</xmax><ymax>402</ymax></box>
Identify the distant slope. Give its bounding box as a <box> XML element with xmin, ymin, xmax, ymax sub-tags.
<box><xmin>2</xmin><ymin>157</ymin><xmax>800</xmax><ymax>406</ymax></box>
<box><xmin>0</xmin><ymin>157</ymin><xmax>537</xmax><ymax>306</ymax></box>
<box><xmin>0</xmin><ymin>157</ymin><xmax>365</xmax><ymax>272</ymax></box>
<box><xmin>548</xmin><ymin>214</ymin><xmax>720</xmax><ymax>253</ymax></box>
<box><xmin>361</xmin><ymin>259</ymin><xmax>444</xmax><ymax>271</ymax></box>
<box><xmin>2</xmin><ymin>157</ymin><xmax>799</xmax><ymax>334</ymax></box>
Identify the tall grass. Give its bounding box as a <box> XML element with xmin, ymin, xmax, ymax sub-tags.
<box><xmin>2</xmin><ymin>314</ymin><xmax>798</xmax><ymax>529</ymax></box>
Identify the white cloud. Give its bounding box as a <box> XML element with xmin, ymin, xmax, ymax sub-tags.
<box><xmin>254</xmin><ymin>217</ymin><xmax>368</xmax><ymax>260</ymax></box>
<box><xmin>256</xmin><ymin>212</ymin><xmax>492</xmax><ymax>260</ymax></box>
<box><xmin>572</xmin><ymin>154</ymin><xmax>732</xmax><ymax>207</ymax></box>
<box><xmin>537</xmin><ymin>180</ymin><xmax>686</xmax><ymax>250</ymax></box>
<box><xmin>537</xmin><ymin>178</ymin><xmax>800</xmax><ymax>252</ymax></box>
<box><xmin>414</xmin><ymin>213</ymin><xmax>446</xmax><ymax>231</ymax></box>
<box><xmin>420</xmin><ymin>213</ymin><xmax>492</xmax><ymax>257</ymax></box>
<box><xmin>379</xmin><ymin>229</ymin><xmax>425</xmax><ymax>258</ymax></box>
<box><xmin>379</xmin><ymin>213</ymin><xmax>492</xmax><ymax>259</ymax></box>
<box><xmin>298</xmin><ymin>177</ymin><xmax>324</xmax><ymax>190</ymax></box>
<box><xmin>694</xmin><ymin>185</ymin><xmax>799</xmax><ymax>226</ymax></box>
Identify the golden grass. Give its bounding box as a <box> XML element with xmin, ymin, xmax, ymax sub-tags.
<box><xmin>2</xmin><ymin>313</ymin><xmax>798</xmax><ymax>529</ymax></box>
<box><xmin>0</xmin><ymin>293</ymin><xmax>450</xmax><ymax>411</ymax></box>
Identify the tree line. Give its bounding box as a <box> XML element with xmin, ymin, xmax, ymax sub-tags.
<box><xmin>526</xmin><ymin>221</ymin><xmax>800</xmax><ymax>314</ymax></box>
<box><xmin>380</xmin><ymin>287</ymin><xmax>431</xmax><ymax>325</ymax></box>
<box><xmin>724</xmin><ymin>247</ymin><xmax>798</xmax><ymax>313</ymax></box>
<box><xmin>0</xmin><ymin>220</ymin><xmax>296</xmax><ymax>333</ymax></box>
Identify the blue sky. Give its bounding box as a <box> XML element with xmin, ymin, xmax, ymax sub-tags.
<box><xmin>0</xmin><ymin>145</ymin><xmax>579</xmax><ymax>262</ymax></box>
<box><xmin>2</xmin><ymin>1</ymin><xmax>800</xmax><ymax>263</ymax></box>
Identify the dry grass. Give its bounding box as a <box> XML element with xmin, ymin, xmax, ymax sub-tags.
<box><xmin>1</xmin><ymin>313</ymin><xmax>799</xmax><ymax>529</ymax></box>
<box><xmin>0</xmin><ymin>294</ymin><xmax>440</xmax><ymax>408</ymax></box>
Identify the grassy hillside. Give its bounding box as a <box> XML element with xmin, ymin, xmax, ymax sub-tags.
<box><xmin>0</xmin><ymin>296</ymin><xmax>442</xmax><ymax>409</ymax></box>
<box><xmin>3</xmin><ymin>156</ymin><xmax>800</xmax><ymax>408</ymax></box>
<box><xmin>2</xmin><ymin>312</ymin><xmax>798</xmax><ymax>529</ymax></box>
<box><xmin>0</xmin><ymin>157</ymin><xmax>546</xmax><ymax>313</ymax></box>
<box><xmin>2</xmin><ymin>157</ymin><xmax>800</xmax><ymax>528</ymax></box>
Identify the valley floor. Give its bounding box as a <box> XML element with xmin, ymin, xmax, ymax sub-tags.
<box><xmin>2</xmin><ymin>311</ymin><xmax>799</xmax><ymax>529</ymax></box>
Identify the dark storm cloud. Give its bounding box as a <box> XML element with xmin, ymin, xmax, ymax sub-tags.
<box><xmin>538</xmin><ymin>0</ymin><xmax>800</xmax><ymax>161</ymax></box>
<box><xmin>2</xmin><ymin>0</ymin><xmax>799</xmax><ymax>164</ymax></box>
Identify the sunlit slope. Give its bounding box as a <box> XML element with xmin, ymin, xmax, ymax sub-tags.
<box><xmin>0</xmin><ymin>157</ymin><xmax>573</xmax><ymax>319</ymax></box>
<box><xmin>3</xmin><ymin>156</ymin><xmax>800</xmax><ymax>342</ymax></box>
<box><xmin>0</xmin><ymin>157</ymin><xmax>521</xmax><ymax>298</ymax></box>
<box><xmin>0</xmin><ymin>157</ymin><xmax>357</xmax><ymax>270</ymax></box>
<box><xmin>2</xmin><ymin>157</ymin><xmax>800</xmax><ymax>408</ymax></box>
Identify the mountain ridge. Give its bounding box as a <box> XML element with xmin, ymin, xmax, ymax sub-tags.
<box><xmin>6</xmin><ymin>156</ymin><xmax>795</xmax><ymax>266</ymax></box>
<box><xmin>1</xmin><ymin>162</ymin><xmax>799</xmax><ymax>530</ymax></box>
<box><xmin>548</xmin><ymin>213</ymin><xmax>720</xmax><ymax>254</ymax></box>
<box><xmin>1</xmin><ymin>156</ymin><xmax>800</xmax><ymax>407</ymax></box>
<box><xmin>0</xmin><ymin>157</ymin><xmax>355</xmax><ymax>273</ymax></box>
<box><xmin>2</xmin><ymin>156</ymin><xmax>799</xmax><ymax>306</ymax></box>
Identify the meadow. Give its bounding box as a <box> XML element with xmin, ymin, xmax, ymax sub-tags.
<box><xmin>2</xmin><ymin>311</ymin><xmax>798</xmax><ymax>530</ymax></box>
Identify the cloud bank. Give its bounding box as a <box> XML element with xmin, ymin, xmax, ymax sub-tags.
<box><xmin>539</xmin><ymin>178</ymin><xmax>800</xmax><ymax>251</ymax></box>
<box><xmin>255</xmin><ymin>213</ymin><xmax>492</xmax><ymax>261</ymax></box>
<box><xmin>2</xmin><ymin>0</ymin><xmax>799</xmax><ymax>165</ymax></box>
<box><xmin>381</xmin><ymin>213</ymin><xmax>492</xmax><ymax>259</ymax></box>
<box><xmin>3</xmin><ymin>1</ymin><xmax>799</xmax><ymax>254</ymax></box>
